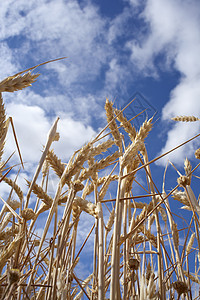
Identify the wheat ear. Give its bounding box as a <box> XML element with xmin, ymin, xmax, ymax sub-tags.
<box><xmin>105</xmin><ymin>98</ymin><xmax>121</xmax><ymax>149</ymax></box>
<box><xmin>0</xmin><ymin>93</ymin><xmax>7</xmax><ymax>160</ymax></box>
<box><xmin>114</xmin><ymin>108</ymin><xmax>136</xmax><ymax>141</ymax></box>
<box><xmin>3</xmin><ymin>177</ymin><xmax>23</xmax><ymax>202</ymax></box>
<box><xmin>0</xmin><ymin>234</ymin><xmax>23</xmax><ymax>274</ymax></box>
<box><xmin>90</xmin><ymin>139</ymin><xmax>115</xmax><ymax>156</ymax></box>
<box><xmin>64</xmin><ymin>143</ymin><xmax>91</xmax><ymax>184</ymax></box>
<box><xmin>73</xmin><ymin>196</ymin><xmax>98</xmax><ymax>217</ymax></box>
<box><xmin>26</xmin><ymin>179</ymin><xmax>53</xmax><ymax>207</ymax></box>
<box><xmin>46</xmin><ymin>149</ymin><xmax>65</xmax><ymax>178</ymax></box>
<box><xmin>172</xmin><ymin>116</ymin><xmax>200</xmax><ymax>122</ymax></box>
<box><xmin>79</xmin><ymin>151</ymin><xmax>120</xmax><ymax>182</ymax></box>
<box><xmin>0</xmin><ymin>72</ymin><xmax>40</xmax><ymax>92</ymax></box>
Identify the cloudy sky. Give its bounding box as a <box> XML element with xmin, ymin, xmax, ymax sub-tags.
<box><xmin>1</xmin><ymin>0</ymin><xmax>200</xmax><ymax>288</ymax></box>
<box><xmin>1</xmin><ymin>0</ymin><xmax>200</xmax><ymax>171</ymax></box>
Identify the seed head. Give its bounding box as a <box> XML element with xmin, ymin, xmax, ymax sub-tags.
<box><xmin>21</xmin><ymin>208</ymin><xmax>35</xmax><ymax>220</ymax></box>
<box><xmin>173</xmin><ymin>280</ymin><xmax>188</xmax><ymax>296</ymax></box>
<box><xmin>128</xmin><ymin>258</ymin><xmax>140</xmax><ymax>270</ymax></box>
<box><xmin>177</xmin><ymin>175</ymin><xmax>190</xmax><ymax>187</ymax></box>
<box><xmin>8</xmin><ymin>268</ymin><xmax>21</xmax><ymax>284</ymax></box>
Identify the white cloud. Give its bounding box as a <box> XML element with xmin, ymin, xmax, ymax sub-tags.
<box><xmin>162</xmin><ymin>78</ymin><xmax>200</xmax><ymax>120</ymax></box>
<box><xmin>0</xmin><ymin>0</ymin><xmax>142</xmax><ymax>107</ymax></box>
<box><xmin>3</xmin><ymin>101</ymin><xmax>96</xmax><ymax>167</ymax></box>
<box><xmin>127</xmin><ymin>0</ymin><xmax>200</xmax><ymax>165</ymax></box>
<box><xmin>0</xmin><ymin>0</ymin><xmax>113</xmax><ymax>92</ymax></box>
<box><xmin>157</xmin><ymin>122</ymin><xmax>200</xmax><ymax>166</ymax></box>
<box><xmin>0</xmin><ymin>43</ymin><xmax>18</xmax><ymax>79</ymax></box>
<box><xmin>0</xmin><ymin>171</ymin><xmax>28</xmax><ymax>202</ymax></box>
<box><xmin>4</xmin><ymin>103</ymin><xmax>50</xmax><ymax>164</ymax></box>
<box><xmin>155</xmin><ymin>76</ymin><xmax>200</xmax><ymax>165</ymax></box>
<box><xmin>0</xmin><ymin>0</ymin><xmax>123</xmax><ymax>142</ymax></box>
<box><xmin>3</xmin><ymin>0</ymin><xmax>200</xmax><ymax>170</ymax></box>
<box><xmin>22</xmin><ymin>0</ymin><xmax>111</xmax><ymax>88</ymax></box>
<box><xmin>54</xmin><ymin>115</ymin><xmax>96</xmax><ymax>159</ymax></box>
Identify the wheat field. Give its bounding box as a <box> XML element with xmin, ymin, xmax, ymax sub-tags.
<box><xmin>0</xmin><ymin>61</ymin><xmax>200</xmax><ymax>299</ymax></box>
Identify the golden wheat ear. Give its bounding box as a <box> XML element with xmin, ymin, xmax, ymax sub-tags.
<box><xmin>171</xmin><ymin>115</ymin><xmax>200</xmax><ymax>122</ymax></box>
<box><xmin>0</xmin><ymin>57</ymin><xmax>67</xmax><ymax>93</ymax></box>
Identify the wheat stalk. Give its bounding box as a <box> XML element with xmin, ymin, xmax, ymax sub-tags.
<box><xmin>1</xmin><ymin>60</ymin><xmax>200</xmax><ymax>299</ymax></box>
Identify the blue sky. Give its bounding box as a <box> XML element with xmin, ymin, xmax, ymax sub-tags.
<box><xmin>1</xmin><ymin>0</ymin><xmax>200</xmax><ymax>289</ymax></box>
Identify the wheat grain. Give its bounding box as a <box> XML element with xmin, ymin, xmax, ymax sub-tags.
<box><xmin>183</xmin><ymin>270</ymin><xmax>200</xmax><ymax>284</ymax></box>
<box><xmin>79</xmin><ymin>151</ymin><xmax>120</xmax><ymax>182</ymax></box>
<box><xmin>26</xmin><ymin>179</ymin><xmax>53</xmax><ymax>206</ymax></box>
<box><xmin>133</xmin><ymin>235</ymin><xmax>145</xmax><ymax>245</ymax></box>
<box><xmin>184</xmin><ymin>157</ymin><xmax>192</xmax><ymax>177</ymax></box>
<box><xmin>131</xmin><ymin>201</ymin><xmax>147</xmax><ymax>209</ymax></box>
<box><xmin>88</xmin><ymin>156</ymin><xmax>98</xmax><ymax>182</ymax></box>
<box><xmin>121</xmin><ymin>140</ymin><xmax>143</xmax><ymax>170</ymax></box>
<box><xmin>139</xmin><ymin>225</ymin><xmax>157</xmax><ymax>248</ymax></box>
<box><xmin>105</xmin><ymin>208</ymin><xmax>115</xmax><ymax>232</ymax></box>
<box><xmin>146</xmin><ymin>261</ymin><xmax>152</xmax><ymax>283</ymax></box>
<box><xmin>0</xmin><ymin>93</ymin><xmax>6</xmax><ymax>160</ymax></box>
<box><xmin>147</xmin><ymin>273</ymin><xmax>156</xmax><ymax>299</ymax></box>
<box><xmin>136</xmin><ymin>117</ymin><xmax>153</xmax><ymax>141</ymax></box>
<box><xmin>124</xmin><ymin>157</ymin><xmax>140</xmax><ymax>193</ymax></box>
<box><xmin>0</xmin><ymin>72</ymin><xmax>40</xmax><ymax>92</ymax></box>
<box><xmin>64</xmin><ymin>143</ymin><xmax>91</xmax><ymax>184</ymax></box>
<box><xmin>195</xmin><ymin>148</ymin><xmax>200</xmax><ymax>159</ymax></box>
<box><xmin>72</xmin><ymin>202</ymin><xmax>81</xmax><ymax>222</ymax></box>
<box><xmin>58</xmin><ymin>195</ymin><xmax>68</xmax><ymax>204</ymax></box>
<box><xmin>186</xmin><ymin>232</ymin><xmax>195</xmax><ymax>255</ymax></box>
<box><xmin>172</xmin><ymin>220</ymin><xmax>179</xmax><ymax>249</ymax></box>
<box><xmin>172</xmin><ymin>189</ymin><xmax>190</xmax><ymax>206</ymax></box>
<box><xmin>73</xmin><ymin>196</ymin><xmax>98</xmax><ymax>217</ymax></box>
<box><xmin>149</xmin><ymin>214</ymin><xmax>155</xmax><ymax>227</ymax></box>
<box><xmin>90</xmin><ymin>139</ymin><xmax>115</xmax><ymax>156</ymax></box>
<box><xmin>0</xmin><ymin>234</ymin><xmax>23</xmax><ymax>273</ymax></box>
<box><xmin>21</xmin><ymin>208</ymin><xmax>35</xmax><ymax>220</ymax></box>
<box><xmin>159</xmin><ymin>206</ymin><xmax>167</xmax><ymax>223</ymax></box>
<box><xmin>114</xmin><ymin>108</ymin><xmax>136</xmax><ymax>141</ymax></box>
<box><xmin>83</xmin><ymin>175</ymin><xmax>118</xmax><ymax>198</ymax></box>
<box><xmin>99</xmin><ymin>174</ymin><xmax>115</xmax><ymax>201</ymax></box>
<box><xmin>3</xmin><ymin>177</ymin><xmax>23</xmax><ymax>202</ymax></box>
<box><xmin>0</xmin><ymin>93</ymin><xmax>6</xmax><ymax>139</ymax></box>
<box><xmin>128</xmin><ymin>200</ymin><xmax>154</xmax><ymax>238</ymax></box>
<box><xmin>4</xmin><ymin>199</ymin><xmax>20</xmax><ymax>212</ymax></box>
<box><xmin>46</xmin><ymin>149</ymin><xmax>65</xmax><ymax>178</ymax></box>
<box><xmin>96</xmin><ymin>151</ymin><xmax>120</xmax><ymax>170</ymax></box>
<box><xmin>0</xmin><ymin>212</ymin><xmax>13</xmax><ymax>230</ymax></box>
<box><xmin>177</xmin><ymin>175</ymin><xmax>191</xmax><ymax>187</ymax></box>
<box><xmin>105</xmin><ymin>98</ymin><xmax>121</xmax><ymax>148</ymax></box>
<box><xmin>42</xmin><ymin>159</ymin><xmax>50</xmax><ymax>178</ymax></box>
<box><xmin>0</xmin><ymin>227</ymin><xmax>19</xmax><ymax>240</ymax></box>
<box><xmin>171</xmin><ymin>116</ymin><xmax>200</xmax><ymax>122</ymax></box>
